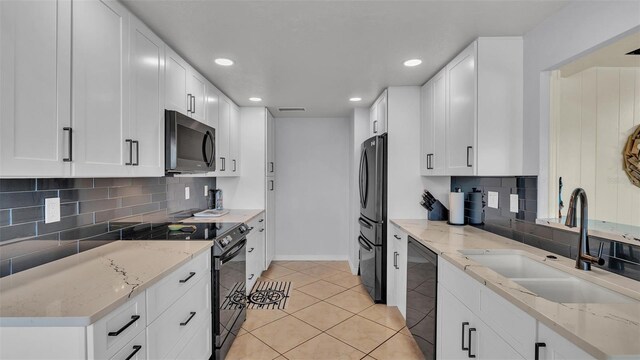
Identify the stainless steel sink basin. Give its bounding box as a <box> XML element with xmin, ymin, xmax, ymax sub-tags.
<box><xmin>458</xmin><ymin>250</ymin><xmax>638</xmax><ymax>304</ymax></box>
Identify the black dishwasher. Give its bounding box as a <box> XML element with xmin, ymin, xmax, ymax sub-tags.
<box><xmin>406</xmin><ymin>236</ymin><xmax>438</xmax><ymax>359</ymax></box>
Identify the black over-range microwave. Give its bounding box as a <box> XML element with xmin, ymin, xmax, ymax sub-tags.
<box><xmin>165</xmin><ymin>110</ymin><xmax>215</xmax><ymax>174</ymax></box>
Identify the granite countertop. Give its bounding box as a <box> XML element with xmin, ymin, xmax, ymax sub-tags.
<box><xmin>391</xmin><ymin>219</ymin><xmax>640</xmax><ymax>359</ymax></box>
<box><xmin>0</xmin><ymin>240</ymin><xmax>211</xmax><ymax>327</ymax></box>
<box><xmin>536</xmin><ymin>217</ymin><xmax>640</xmax><ymax>246</ymax></box>
<box><xmin>180</xmin><ymin>209</ymin><xmax>264</xmax><ymax>224</ymax></box>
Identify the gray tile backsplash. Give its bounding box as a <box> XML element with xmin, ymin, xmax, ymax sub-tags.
<box><xmin>451</xmin><ymin>176</ymin><xmax>640</xmax><ymax>281</ymax></box>
<box><xmin>0</xmin><ymin>176</ymin><xmax>215</xmax><ymax>277</ymax></box>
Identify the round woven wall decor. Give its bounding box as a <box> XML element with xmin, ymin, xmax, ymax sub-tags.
<box><xmin>624</xmin><ymin>124</ymin><xmax>640</xmax><ymax>188</ymax></box>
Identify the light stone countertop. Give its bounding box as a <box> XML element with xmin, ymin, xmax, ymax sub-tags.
<box><xmin>180</xmin><ymin>209</ymin><xmax>264</xmax><ymax>224</ymax></box>
<box><xmin>0</xmin><ymin>240</ymin><xmax>212</xmax><ymax>327</ymax></box>
<box><xmin>391</xmin><ymin>219</ymin><xmax>640</xmax><ymax>360</ymax></box>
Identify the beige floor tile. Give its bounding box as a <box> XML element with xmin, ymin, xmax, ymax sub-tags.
<box><xmin>297</xmin><ymin>280</ymin><xmax>347</xmax><ymax>300</ymax></box>
<box><xmin>284</xmin><ymin>333</ymin><xmax>365</xmax><ymax>360</ymax></box>
<box><xmin>358</xmin><ymin>304</ymin><xmax>406</xmax><ymax>331</ymax></box>
<box><xmin>399</xmin><ymin>326</ymin><xmax>412</xmax><ymax>337</ymax></box>
<box><xmin>291</xmin><ymin>301</ymin><xmax>354</xmax><ymax>331</ymax></box>
<box><xmin>321</xmin><ymin>261</ymin><xmax>353</xmax><ymax>273</ymax></box>
<box><xmin>242</xmin><ymin>309</ymin><xmax>288</xmax><ymax>331</ymax></box>
<box><xmin>237</xmin><ymin>327</ymin><xmax>249</xmax><ymax>337</ymax></box>
<box><xmin>299</xmin><ymin>265</ymin><xmax>343</xmax><ymax>279</ymax></box>
<box><xmin>279</xmin><ymin>261</ymin><xmax>319</xmax><ymax>272</ymax></box>
<box><xmin>325</xmin><ymin>289</ymin><xmax>374</xmax><ymax>314</ymax></box>
<box><xmin>226</xmin><ymin>333</ymin><xmax>280</xmax><ymax>360</ymax></box>
<box><xmin>283</xmin><ymin>290</ymin><xmax>321</xmax><ymax>314</ymax></box>
<box><xmin>326</xmin><ymin>315</ymin><xmax>396</xmax><ymax>353</ymax></box>
<box><xmin>276</xmin><ymin>271</ymin><xmax>319</xmax><ymax>289</ymax></box>
<box><xmin>362</xmin><ymin>357</ymin><xmax>376</xmax><ymax>360</ymax></box>
<box><xmin>369</xmin><ymin>332</ymin><xmax>425</xmax><ymax>360</ymax></box>
<box><xmin>262</xmin><ymin>264</ymin><xmax>297</xmax><ymax>279</ymax></box>
<box><xmin>252</xmin><ymin>315</ymin><xmax>322</xmax><ymax>354</ymax></box>
<box><xmin>323</xmin><ymin>272</ymin><xmax>362</xmax><ymax>289</ymax></box>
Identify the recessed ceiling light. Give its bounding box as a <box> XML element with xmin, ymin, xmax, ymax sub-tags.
<box><xmin>403</xmin><ymin>59</ymin><xmax>422</xmax><ymax>67</ymax></box>
<box><xmin>214</xmin><ymin>58</ymin><xmax>234</xmax><ymax>66</ymax></box>
<box><xmin>349</xmin><ymin>97</ymin><xmax>362</xmax><ymax>102</ymax></box>
<box><xmin>249</xmin><ymin>97</ymin><xmax>262</xmax><ymax>102</ymax></box>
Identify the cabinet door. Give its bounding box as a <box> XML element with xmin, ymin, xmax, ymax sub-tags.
<box><xmin>217</xmin><ymin>96</ymin><xmax>231</xmax><ymax>175</ymax></box>
<box><xmin>437</xmin><ymin>285</ymin><xmax>474</xmax><ymax>359</ymax></box>
<box><xmin>473</xmin><ymin>318</ymin><xmax>525</xmax><ymax>360</ymax></box>
<box><xmin>266</xmin><ymin>179</ymin><xmax>276</xmax><ymax>269</ymax></box>
<box><xmin>386</xmin><ymin>232</ymin><xmax>398</xmax><ymax>306</ymax></box>
<box><xmin>129</xmin><ymin>17</ymin><xmax>164</xmax><ymax>177</ymax></box>
<box><xmin>376</xmin><ymin>91</ymin><xmax>388</xmax><ymax>134</ymax></box>
<box><xmin>537</xmin><ymin>323</ymin><xmax>594</xmax><ymax>360</ymax></box>
<box><xmin>187</xmin><ymin>68</ymin><xmax>206</xmax><ymax>122</ymax></box>
<box><xmin>266</xmin><ymin>110</ymin><xmax>276</xmax><ymax>176</ymax></box>
<box><xmin>432</xmin><ymin>69</ymin><xmax>447</xmax><ymax>174</ymax></box>
<box><xmin>445</xmin><ymin>42</ymin><xmax>476</xmax><ymax>175</ymax></box>
<box><xmin>369</xmin><ymin>102</ymin><xmax>378</xmax><ymax>136</ymax></box>
<box><xmin>420</xmin><ymin>81</ymin><xmax>434</xmax><ymax>175</ymax></box>
<box><xmin>229</xmin><ymin>104</ymin><xmax>240</xmax><ymax>175</ymax></box>
<box><xmin>165</xmin><ymin>47</ymin><xmax>188</xmax><ymax>114</ymax></box>
<box><xmin>0</xmin><ymin>0</ymin><xmax>71</xmax><ymax>177</ymax></box>
<box><xmin>204</xmin><ymin>82</ymin><xmax>219</xmax><ymax>130</ymax></box>
<box><xmin>395</xmin><ymin>231</ymin><xmax>407</xmax><ymax>318</ymax></box>
<box><xmin>72</xmin><ymin>0</ymin><xmax>130</xmax><ymax>177</ymax></box>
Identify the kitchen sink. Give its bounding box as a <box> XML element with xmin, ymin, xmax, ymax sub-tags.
<box><xmin>458</xmin><ymin>250</ymin><xmax>638</xmax><ymax>304</ymax></box>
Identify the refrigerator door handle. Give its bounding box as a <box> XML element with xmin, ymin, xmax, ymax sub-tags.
<box><xmin>362</xmin><ymin>150</ymin><xmax>369</xmax><ymax>208</ymax></box>
<box><xmin>359</xmin><ymin>149</ymin><xmax>366</xmax><ymax>208</ymax></box>
<box><xmin>358</xmin><ymin>217</ymin><xmax>372</xmax><ymax>229</ymax></box>
<box><xmin>358</xmin><ymin>236</ymin><xmax>373</xmax><ymax>252</ymax></box>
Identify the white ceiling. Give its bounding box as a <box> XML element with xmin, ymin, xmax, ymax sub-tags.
<box><xmin>121</xmin><ymin>0</ymin><xmax>569</xmax><ymax>118</ymax></box>
<box><xmin>560</xmin><ymin>30</ymin><xmax>640</xmax><ymax>77</ymax></box>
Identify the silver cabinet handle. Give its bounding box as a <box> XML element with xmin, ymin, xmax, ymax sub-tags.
<box><xmin>63</xmin><ymin>127</ymin><xmax>73</xmax><ymax>162</ymax></box>
<box><xmin>259</xmin><ymin>228</ymin><xmax>265</xmax><ymax>232</ymax></box>
<box><xmin>394</xmin><ymin>252</ymin><xmax>399</xmax><ymax>269</ymax></box>
<box><xmin>191</xmin><ymin>94</ymin><xmax>196</xmax><ymax>114</ymax></box>
<box><xmin>125</xmin><ymin>139</ymin><xmax>133</xmax><ymax>165</ymax></box>
<box><xmin>269</xmin><ymin>162</ymin><xmax>274</xmax><ymax>173</ymax></box>
<box><xmin>187</xmin><ymin>94</ymin><xmax>193</xmax><ymax>113</ymax></box>
<box><xmin>132</xmin><ymin>140</ymin><xmax>139</xmax><ymax>166</ymax></box>
<box><xmin>466</xmin><ymin>146</ymin><xmax>473</xmax><ymax>167</ymax></box>
<box><xmin>373</xmin><ymin>120</ymin><xmax>378</xmax><ymax>133</ymax></box>
<box><xmin>233</xmin><ymin>159</ymin><xmax>237</xmax><ymax>172</ymax></box>
<box><xmin>220</xmin><ymin>157</ymin><xmax>226</xmax><ymax>171</ymax></box>
<box><xmin>269</xmin><ymin>180</ymin><xmax>274</xmax><ymax>191</ymax></box>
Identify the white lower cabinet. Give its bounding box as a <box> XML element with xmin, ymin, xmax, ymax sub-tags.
<box><xmin>174</xmin><ymin>320</ymin><xmax>212</xmax><ymax>360</ymax></box>
<box><xmin>437</xmin><ymin>257</ymin><xmax>594</xmax><ymax>360</ymax></box>
<box><xmin>387</xmin><ymin>224</ymin><xmax>407</xmax><ymax>318</ymax></box>
<box><xmin>109</xmin><ymin>330</ymin><xmax>146</xmax><ymax>360</ymax></box>
<box><xmin>246</xmin><ymin>213</ymin><xmax>266</xmax><ymax>293</ymax></box>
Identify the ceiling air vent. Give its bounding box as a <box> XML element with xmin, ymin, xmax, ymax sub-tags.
<box><xmin>626</xmin><ymin>48</ymin><xmax>640</xmax><ymax>55</ymax></box>
<box><xmin>278</xmin><ymin>107</ymin><xmax>306</xmax><ymax>112</ymax></box>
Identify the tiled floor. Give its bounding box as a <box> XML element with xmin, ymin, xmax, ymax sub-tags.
<box><xmin>227</xmin><ymin>261</ymin><xmax>425</xmax><ymax>360</ymax></box>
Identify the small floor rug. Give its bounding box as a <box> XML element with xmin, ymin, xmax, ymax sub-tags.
<box><xmin>247</xmin><ymin>281</ymin><xmax>292</xmax><ymax>310</ymax></box>
<box><xmin>221</xmin><ymin>282</ymin><xmax>247</xmax><ymax>310</ymax></box>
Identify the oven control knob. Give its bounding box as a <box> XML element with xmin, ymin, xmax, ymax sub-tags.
<box><xmin>222</xmin><ymin>236</ymin><xmax>232</xmax><ymax>246</ymax></box>
<box><xmin>238</xmin><ymin>225</ymin><xmax>246</xmax><ymax>234</ymax></box>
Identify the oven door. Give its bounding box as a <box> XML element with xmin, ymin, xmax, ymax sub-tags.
<box><xmin>214</xmin><ymin>238</ymin><xmax>247</xmax><ymax>353</ymax></box>
<box><xmin>165</xmin><ymin>110</ymin><xmax>216</xmax><ymax>173</ymax></box>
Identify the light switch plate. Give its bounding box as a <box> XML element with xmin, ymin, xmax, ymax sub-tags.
<box><xmin>488</xmin><ymin>191</ymin><xmax>499</xmax><ymax>209</ymax></box>
<box><xmin>185</xmin><ymin>186</ymin><xmax>190</xmax><ymax>200</ymax></box>
<box><xmin>45</xmin><ymin>197</ymin><xmax>61</xmax><ymax>224</ymax></box>
<box><xmin>510</xmin><ymin>194</ymin><xmax>519</xmax><ymax>213</ymax></box>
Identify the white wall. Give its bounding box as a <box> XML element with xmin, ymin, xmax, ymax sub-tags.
<box><xmin>552</xmin><ymin>67</ymin><xmax>640</xmax><ymax>226</ymax></box>
<box><xmin>274</xmin><ymin>117</ymin><xmax>351</xmax><ymax>260</ymax></box>
<box><xmin>522</xmin><ymin>1</ymin><xmax>640</xmax><ymax>217</ymax></box>
<box><xmin>217</xmin><ymin>107</ymin><xmax>266</xmax><ymax>208</ymax></box>
<box><xmin>348</xmin><ymin>108</ymin><xmax>370</xmax><ymax>273</ymax></box>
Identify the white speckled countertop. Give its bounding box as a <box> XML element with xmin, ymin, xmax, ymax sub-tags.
<box><xmin>180</xmin><ymin>209</ymin><xmax>264</xmax><ymax>224</ymax></box>
<box><xmin>391</xmin><ymin>219</ymin><xmax>640</xmax><ymax>360</ymax></box>
<box><xmin>0</xmin><ymin>240</ymin><xmax>211</xmax><ymax>327</ymax></box>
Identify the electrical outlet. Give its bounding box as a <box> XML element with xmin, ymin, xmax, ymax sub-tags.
<box><xmin>488</xmin><ymin>191</ymin><xmax>499</xmax><ymax>209</ymax></box>
<box><xmin>510</xmin><ymin>194</ymin><xmax>519</xmax><ymax>213</ymax></box>
<box><xmin>204</xmin><ymin>185</ymin><xmax>208</xmax><ymax>197</ymax></box>
<box><xmin>185</xmin><ymin>186</ymin><xmax>190</xmax><ymax>200</ymax></box>
<box><xmin>45</xmin><ymin>197</ymin><xmax>61</xmax><ymax>224</ymax></box>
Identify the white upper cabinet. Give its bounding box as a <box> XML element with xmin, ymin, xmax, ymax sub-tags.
<box><xmin>204</xmin><ymin>82</ymin><xmax>220</xmax><ymax>130</ymax></box>
<box><xmin>266</xmin><ymin>110</ymin><xmax>276</xmax><ymax>177</ymax></box>
<box><xmin>369</xmin><ymin>90</ymin><xmax>388</xmax><ymax>136</ymax></box>
<box><xmin>164</xmin><ymin>47</ymin><xmax>189</xmax><ymax>115</ymax></box>
<box><xmin>217</xmin><ymin>96</ymin><xmax>231</xmax><ymax>175</ymax></box>
<box><xmin>129</xmin><ymin>17</ymin><xmax>165</xmax><ymax>177</ymax></box>
<box><xmin>229</xmin><ymin>104</ymin><xmax>241</xmax><ymax>175</ymax></box>
<box><xmin>0</xmin><ymin>0</ymin><xmax>72</xmax><ymax>177</ymax></box>
<box><xmin>187</xmin><ymin>68</ymin><xmax>206</xmax><ymax>122</ymax></box>
<box><xmin>71</xmin><ymin>0</ymin><xmax>130</xmax><ymax>177</ymax></box>
<box><xmin>421</xmin><ymin>37</ymin><xmax>523</xmax><ymax>177</ymax></box>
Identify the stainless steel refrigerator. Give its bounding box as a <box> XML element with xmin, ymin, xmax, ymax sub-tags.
<box><xmin>358</xmin><ymin>133</ymin><xmax>387</xmax><ymax>303</ymax></box>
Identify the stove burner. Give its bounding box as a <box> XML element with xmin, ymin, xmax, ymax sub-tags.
<box><xmin>248</xmin><ymin>289</ymin><xmax>287</xmax><ymax>305</ymax></box>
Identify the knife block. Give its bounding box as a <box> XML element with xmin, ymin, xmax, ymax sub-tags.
<box><xmin>427</xmin><ymin>200</ymin><xmax>449</xmax><ymax>221</ymax></box>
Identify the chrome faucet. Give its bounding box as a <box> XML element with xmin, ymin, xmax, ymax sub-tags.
<box><xmin>564</xmin><ymin>188</ymin><xmax>605</xmax><ymax>270</ymax></box>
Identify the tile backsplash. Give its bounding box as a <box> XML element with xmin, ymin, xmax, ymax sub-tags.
<box><xmin>451</xmin><ymin>176</ymin><xmax>640</xmax><ymax>281</ymax></box>
<box><xmin>0</xmin><ymin>176</ymin><xmax>215</xmax><ymax>277</ymax></box>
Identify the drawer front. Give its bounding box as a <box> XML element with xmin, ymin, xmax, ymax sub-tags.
<box><xmin>246</xmin><ymin>214</ymin><xmax>265</xmax><ymax>232</ymax></box>
<box><xmin>438</xmin><ymin>257</ymin><xmax>481</xmax><ymax>313</ymax></box>
<box><xmin>173</xmin><ymin>317</ymin><xmax>213</xmax><ymax>360</ymax></box>
<box><xmin>146</xmin><ymin>250</ymin><xmax>210</xmax><ymax>324</ymax></box>
<box><xmin>479</xmin><ymin>286</ymin><xmax>536</xmax><ymax>358</ymax></box>
<box><xmin>147</xmin><ymin>274</ymin><xmax>211</xmax><ymax>360</ymax></box>
<box><xmin>89</xmin><ymin>291</ymin><xmax>146</xmax><ymax>360</ymax></box>
<box><xmin>109</xmin><ymin>330</ymin><xmax>146</xmax><ymax>360</ymax></box>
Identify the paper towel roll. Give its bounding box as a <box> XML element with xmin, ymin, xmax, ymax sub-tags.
<box><xmin>449</xmin><ymin>190</ymin><xmax>465</xmax><ymax>225</ymax></box>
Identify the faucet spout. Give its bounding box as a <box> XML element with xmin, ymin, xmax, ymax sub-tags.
<box><xmin>564</xmin><ymin>188</ymin><xmax>604</xmax><ymax>270</ymax></box>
